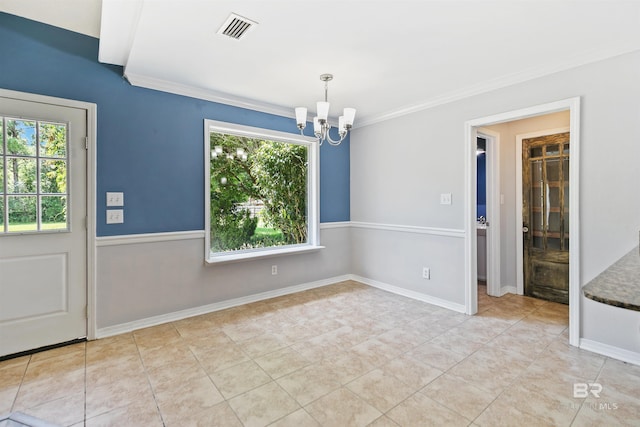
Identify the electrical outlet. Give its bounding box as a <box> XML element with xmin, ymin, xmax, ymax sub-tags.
<box><xmin>271</xmin><ymin>265</ymin><xmax>278</xmax><ymax>275</ymax></box>
<box><xmin>440</xmin><ymin>193</ymin><xmax>452</xmax><ymax>205</ymax></box>
<box><xmin>106</xmin><ymin>192</ymin><xmax>124</xmax><ymax>207</ymax></box>
<box><xmin>422</xmin><ymin>267</ymin><xmax>430</xmax><ymax>279</ymax></box>
<box><xmin>106</xmin><ymin>209</ymin><xmax>124</xmax><ymax>224</ymax></box>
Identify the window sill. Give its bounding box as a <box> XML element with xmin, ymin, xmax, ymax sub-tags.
<box><xmin>206</xmin><ymin>244</ymin><xmax>325</xmax><ymax>265</ymax></box>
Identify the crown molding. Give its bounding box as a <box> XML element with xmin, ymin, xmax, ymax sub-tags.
<box><xmin>123</xmin><ymin>71</ymin><xmax>297</xmax><ymax>120</ymax></box>
<box><xmin>355</xmin><ymin>44</ymin><xmax>640</xmax><ymax>128</ymax></box>
<box><xmin>125</xmin><ymin>44</ymin><xmax>639</xmax><ymax>129</ymax></box>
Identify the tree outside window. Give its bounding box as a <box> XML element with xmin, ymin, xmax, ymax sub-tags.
<box><xmin>208</xmin><ymin>129</ymin><xmax>310</xmax><ymax>254</ymax></box>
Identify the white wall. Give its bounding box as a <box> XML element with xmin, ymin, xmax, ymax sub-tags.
<box><xmin>351</xmin><ymin>50</ymin><xmax>640</xmax><ymax>353</ymax></box>
<box><xmin>486</xmin><ymin>111</ymin><xmax>570</xmax><ymax>291</ymax></box>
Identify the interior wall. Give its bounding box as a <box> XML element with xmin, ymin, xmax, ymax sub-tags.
<box><xmin>0</xmin><ymin>12</ymin><xmax>352</xmax><ymax>331</ymax></box>
<box><xmin>351</xmin><ymin>50</ymin><xmax>640</xmax><ymax>353</ymax></box>
<box><xmin>485</xmin><ymin>111</ymin><xmax>570</xmax><ymax>292</ymax></box>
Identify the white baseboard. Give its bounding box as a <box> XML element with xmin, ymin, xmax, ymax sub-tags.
<box><xmin>350</xmin><ymin>274</ymin><xmax>467</xmax><ymax>314</ymax></box>
<box><xmin>500</xmin><ymin>285</ymin><xmax>517</xmax><ymax>296</ymax></box>
<box><xmin>96</xmin><ymin>274</ymin><xmax>351</xmax><ymax>338</ymax></box>
<box><xmin>579</xmin><ymin>339</ymin><xmax>640</xmax><ymax>366</ymax></box>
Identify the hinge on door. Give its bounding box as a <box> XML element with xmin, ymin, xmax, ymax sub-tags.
<box><xmin>84</xmin><ymin>136</ymin><xmax>88</xmax><ymax>149</ymax></box>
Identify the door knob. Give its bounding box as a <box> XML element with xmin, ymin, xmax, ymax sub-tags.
<box><xmin>522</xmin><ymin>226</ymin><xmax>529</xmax><ymax>233</ymax></box>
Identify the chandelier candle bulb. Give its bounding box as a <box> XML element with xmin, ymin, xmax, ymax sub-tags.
<box><xmin>313</xmin><ymin>117</ymin><xmax>321</xmax><ymax>134</ymax></box>
<box><xmin>338</xmin><ymin>116</ymin><xmax>345</xmax><ymax>133</ymax></box>
<box><xmin>295</xmin><ymin>107</ymin><xmax>307</xmax><ymax>129</ymax></box>
<box><xmin>343</xmin><ymin>108</ymin><xmax>356</xmax><ymax>127</ymax></box>
<box><xmin>317</xmin><ymin>101</ymin><xmax>330</xmax><ymax>121</ymax></box>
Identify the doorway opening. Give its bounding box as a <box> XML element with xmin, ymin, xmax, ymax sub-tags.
<box><xmin>464</xmin><ymin>97</ymin><xmax>581</xmax><ymax>347</ymax></box>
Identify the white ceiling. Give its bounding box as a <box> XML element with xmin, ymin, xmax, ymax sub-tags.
<box><xmin>3</xmin><ymin>0</ymin><xmax>640</xmax><ymax>127</ymax></box>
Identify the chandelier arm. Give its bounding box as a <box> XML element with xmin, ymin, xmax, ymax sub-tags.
<box><xmin>324</xmin><ymin>130</ymin><xmax>346</xmax><ymax>145</ymax></box>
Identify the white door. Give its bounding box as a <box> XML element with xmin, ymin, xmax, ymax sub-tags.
<box><xmin>0</xmin><ymin>95</ymin><xmax>87</xmax><ymax>357</ymax></box>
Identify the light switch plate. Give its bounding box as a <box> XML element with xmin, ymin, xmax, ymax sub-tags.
<box><xmin>106</xmin><ymin>209</ymin><xmax>124</xmax><ymax>224</ymax></box>
<box><xmin>106</xmin><ymin>192</ymin><xmax>124</xmax><ymax>207</ymax></box>
<box><xmin>440</xmin><ymin>193</ymin><xmax>452</xmax><ymax>205</ymax></box>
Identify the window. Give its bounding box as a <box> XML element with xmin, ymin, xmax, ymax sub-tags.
<box><xmin>1</xmin><ymin>117</ymin><xmax>69</xmax><ymax>233</ymax></box>
<box><xmin>204</xmin><ymin>120</ymin><xmax>320</xmax><ymax>263</ymax></box>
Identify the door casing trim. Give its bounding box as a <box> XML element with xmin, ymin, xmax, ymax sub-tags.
<box><xmin>0</xmin><ymin>88</ymin><xmax>97</xmax><ymax>341</ymax></box>
<box><xmin>477</xmin><ymin>128</ymin><xmax>501</xmax><ymax>298</ymax></box>
<box><xmin>464</xmin><ymin>97</ymin><xmax>580</xmax><ymax>347</ymax></box>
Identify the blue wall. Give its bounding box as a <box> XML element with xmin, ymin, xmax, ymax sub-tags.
<box><xmin>0</xmin><ymin>13</ymin><xmax>350</xmax><ymax>236</ymax></box>
<box><xmin>476</xmin><ymin>153</ymin><xmax>486</xmax><ymax>218</ymax></box>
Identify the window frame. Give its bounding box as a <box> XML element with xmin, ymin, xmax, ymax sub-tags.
<box><xmin>204</xmin><ymin>119</ymin><xmax>321</xmax><ymax>264</ymax></box>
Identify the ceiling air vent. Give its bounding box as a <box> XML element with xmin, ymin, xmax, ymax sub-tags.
<box><xmin>217</xmin><ymin>13</ymin><xmax>258</xmax><ymax>40</ymax></box>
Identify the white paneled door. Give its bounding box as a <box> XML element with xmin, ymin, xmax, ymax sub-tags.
<box><xmin>0</xmin><ymin>95</ymin><xmax>87</xmax><ymax>357</ymax></box>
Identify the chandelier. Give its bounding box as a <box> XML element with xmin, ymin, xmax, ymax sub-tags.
<box><xmin>295</xmin><ymin>74</ymin><xmax>356</xmax><ymax>146</ymax></box>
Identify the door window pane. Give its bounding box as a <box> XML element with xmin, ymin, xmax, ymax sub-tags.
<box><xmin>530</xmin><ymin>147</ymin><xmax>543</xmax><ymax>158</ymax></box>
<box><xmin>532</xmin><ymin>212</ymin><xmax>543</xmax><ymax>233</ymax></box>
<box><xmin>8</xmin><ymin>195</ymin><xmax>37</xmax><ymax>231</ymax></box>
<box><xmin>548</xmin><ymin>212</ymin><xmax>561</xmax><ymax>233</ymax></box>
<box><xmin>7</xmin><ymin>158</ymin><xmax>37</xmax><ymax>193</ymax></box>
<box><xmin>41</xmin><ymin>196</ymin><xmax>67</xmax><ymax>229</ymax></box>
<box><xmin>546</xmin><ymin>159</ymin><xmax>560</xmax><ymax>182</ymax></box>
<box><xmin>548</xmin><ymin>238</ymin><xmax>561</xmax><ymax>250</ymax></box>
<box><xmin>39</xmin><ymin>122</ymin><xmax>67</xmax><ymax>158</ymax></box>
<box><xmin>40</xmin><ymin>160</ymin><xmax>67</xmax><ymax>194</ymax></box>
<box><xmin>7</xmin><ymin>119</ymin><xmax>36</xmax><ymax>156</ymax></box>
<box><xmin>546</xmin><ymin>145</ymin><xmax>560</xmax><ymax>156</ymax></box>
<box><xmin>548</xmin><ymin>186</ymin><xmax>560</xmax><ymax>209</ymax></box>
<box><xmin>533</xmin><ymin>236</ymin><xmax>544</xmax><ymax>249</ymax></box>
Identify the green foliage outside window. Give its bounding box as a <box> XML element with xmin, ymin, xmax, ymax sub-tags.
<box><xmin>210</xmin><ymin>132</ymin><xmax>308</xmax><ymax>252</ymax></box>
<box><xmin>2</xmin><ymin>119</ymin><xmax>67</xmax><ymax>230</ymax></box>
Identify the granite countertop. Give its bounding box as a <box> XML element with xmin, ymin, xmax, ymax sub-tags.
<box><xmin>582</xmin><ymin>246</ymin><xmax>640</xmax><ymax>311</ymax></box>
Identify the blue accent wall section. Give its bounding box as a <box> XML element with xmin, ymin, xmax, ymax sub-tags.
<box><xmin>0</xmin><ymin>13</ymin><xmax>350</xmax><ymax>235</ymax></box>
<box><xmin>476</xmin><ymin>153</ymin><xmax>486</xmax><ymax>218</ymax></box>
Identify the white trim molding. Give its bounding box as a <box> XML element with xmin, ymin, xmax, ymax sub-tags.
<box><xmin>356</xmin><ymin>45</ymin><xmax>638</xmax><ymax>128</ymax></box>
<box><xmin>96</xmin><ymin>274</ymin><xmax>351</xmax><ymax>338</ymax></box>
<box><xmin>126</xmin><ymin>72</ymin><xmax>295</xmax><ymax>120</ymax></box>
<box><xmin>350</xmin><ymin>221</ymin><xmax>465</xmax><ymax>238</ymax></box>
<box><xmin>96</xmin><ymin>223</ymin><xmax>349</xmax><ymax>247</ymax></box>
<box><xmin>580</xmin><ymin>339</ymin><xmax>640</xmax><ymax>367</ymax></box>
<box><xmin>96</xmin><ymin>230</ymin><xmax>206</xmax><ymax>246</ymax></box>
<box><xmin>120</xmin><ymin>44</ymin><xmax>637</xmax><ymax>131</ymax></box>
<box><xmin>477</xmin><ymin>128</ymin><xmax>501</xmax><ymax>298</ymax></box>
<box><xmin>320</xmin><ymin>221</ymin><xmax>351</xmax><ymax>229</ymax></box>
<box><xmin>351</xmin><ymin>275</ymin><xmax>467</xmax><ymax>314</ymax></box>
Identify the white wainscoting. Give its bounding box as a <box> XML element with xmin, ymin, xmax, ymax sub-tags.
<box><xmin>350</xmin><ymin>222</ymin><xmax>467</xmax><ymax>308</ymax></box>
<box><xmin>95</xmin><ymin>224</ymin><xmax>352</xmax><ymax>333</ymax></box>
<box><xmin>94</xmin><ymin>221</ymin><xmax>474</xmax><ymax>336</ymax></box>
<box><xmin>97</xmin><ymin>274</ymin><xmax>352</xmax><ymax>338</ymax></box>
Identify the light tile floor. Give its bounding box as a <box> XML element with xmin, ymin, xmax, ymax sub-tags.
<box><xmin>1</xmin><ymin>280</ymin><xmax>640</xmax><ymax>426</ymax></box>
